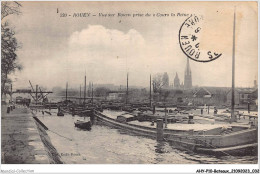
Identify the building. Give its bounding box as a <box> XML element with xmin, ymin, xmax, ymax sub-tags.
<box><xmin>15</xmin><ymin>96</ymin><xmax>31</xmax><ymax>105</ymax></box>
<box><xmin>180</xmin><ymin>82</ymin><xmax>184</xmax><ymax>89</ymax></box>
<box><xmin>174</xmin><ymin>72</ymin><xmax>180</xmax><ymax>88</ymax></box>
<box><xmin>184</xmin><ymin>58</ymin><xmax>192</xmax><ymax>89</ymax></box>
<box><xmin>254</xmin><ymin>79</ymin><xmax>258</xmax><ymax>89</ymax></box>
<box><xmin>226</xmin><ymin>88</ymin><xmax>258</xmax><ymax>107</ymax></box>
<box><xmin>107</xmin><ymin>91</ymin><xmax>126</xmax><ymax>101</ymax></box>
<box><xmin>193</xmin><ymin>87</ymin><xmax>212</xmax><ymax>98</ymax></box>
<box><xmin>15</xmin><ymin>96</ymin><xmax>23</xmax><ymax>104</ymax></box>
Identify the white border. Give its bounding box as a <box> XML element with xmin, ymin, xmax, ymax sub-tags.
<box><xmin>1</xmin><ymin>0</ymin><xmax>259</xmax><ymax>173</ymax></box>
<box><xmin>1</xmin><ymin>164</ymin><xmax>260</xmax><ymax>174</ymax></box>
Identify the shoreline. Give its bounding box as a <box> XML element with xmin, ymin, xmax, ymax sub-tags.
<box><xmin>34</xmin><ymin>118</ymin><xmax>63</xmax><ymax>164</ymax></box>
<box><xmin>1</xmin><ymin>105</ymin><xmax>63</xmax><ymax>164</ymax></box>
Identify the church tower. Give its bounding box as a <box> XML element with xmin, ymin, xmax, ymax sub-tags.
<box><xmin>174</xmin><ymin>72</ymin><xmax>180</xmax><ymax>88</ymax></box>
<box><xmin>184</xmin><ymin>58</ymin><xmax>192</xmax><ymax>89</ymax></box>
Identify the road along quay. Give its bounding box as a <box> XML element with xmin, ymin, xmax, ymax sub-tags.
<box><xmin>1</xmin><ymin>105</ymin><xmax>62</xmax><ymax>164</ymax></box>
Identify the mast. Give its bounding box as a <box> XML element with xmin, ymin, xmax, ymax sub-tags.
<box><xmin>231</xmin><ymin>8</ymin><xmax>236</xmax><ymax>122</ymax></box>
<box><xmin>36</xmin><ymin>85</ymin><xmax>38</xmax><ymax>105</ymax></box>
<box><xmin>150</xmin><ymin>74</ymin><xmax>152</xmax><ymax>107</ymax></box>
<box><xmin>88</xmin><ymin>82</ymin><xmax>91</xmax><ymax>97</ymax></box>
<box><xmin>126</xmin><ymin>72</ymin><xmax>129</xmax><ymax>105</ymax></box>
<box><xmin>79</xmin><ymin>85</ymin><xmax>81</xmax><ymax>104</ymax></box>
<box><xmin>91</xmin><ymin>82</ymin><xmax>94</xmax><ymax>105</ymax></box>
<box><xmin>84</xmin><ymin>74</ymin><xmax>86</xmax><ymax>105</ymax></box>
<box><xmin>65</xmin><ymin>82</ymin><xmax>68</xmax><ymax>102</ymax></box>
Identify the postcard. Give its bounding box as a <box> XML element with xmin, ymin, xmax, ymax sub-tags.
<box><xmin>1</xmin><ymin>1</ymin><xmax>258</xmax><ymax>173</ymax></box>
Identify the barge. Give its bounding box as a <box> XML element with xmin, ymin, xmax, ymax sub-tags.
<box><xmin>94</xmin><ymin>110</ymin><xmax>257</xmax><ymax>156</ymax></box>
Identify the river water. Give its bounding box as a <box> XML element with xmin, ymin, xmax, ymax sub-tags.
<box><xmin>36</xmin><ymin>110</ymin><xmax>257</xmax><ymax>164</ymax></box>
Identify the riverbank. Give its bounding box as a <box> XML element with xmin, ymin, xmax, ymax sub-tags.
<box><xmin>1</xmin><ymin>105</ymin><xmax>62</xmax><ymax>164</ymax></box>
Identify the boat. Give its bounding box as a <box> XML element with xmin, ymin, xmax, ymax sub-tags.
<box><xmin>116</xmin><ymin>113</ymin><xmax>137</xmax><ymax>123</ymax></box>
<box><xmin>94</xmin><ymin>110</ymin><xmax>257</xmax><ymax>156</ymax></box>
<box><xmin>44</xmin><ymin>102</ymin><xmax>58</xmax><ymax>109</ymax></box>
<box><xmin>57</xmin><ymin>111</ymin><xmax>64</xmax><ymax>116</ymax></box>
<box><xmin>177</xmin><ymin>105</ymin><xmax>196</xmax><ymax>111</ymax></box>
<box><xmin>163</xmin><ymin>125</ymin><xmax>257</xmax><ymax>156</ymax></box>
<box><xmin>76</xmin><ymin>109</ymin><xmax>93</xmax><ymax>116</ymax></box>
<box><xmin>136</xmin><ymin>111</ymin><xmax>181</xmax><ymax>123</ymax></box>
<box><xmin>59</xmin><ymin>106</ymin><xmax>93</xmax><ymax>116</ymax></box>
<box><xmin>74</xmin><ymin>120</ymin><xmax>91</xmax><ymax>130</ymax></box>
<box><xmin>57</xmin><ymin>106</ymin><xmax>64</xmax><ymax>116</ymax></box>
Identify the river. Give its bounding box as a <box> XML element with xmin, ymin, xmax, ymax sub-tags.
<box><xmin>36</xmin><ymin>110</ymin><xmax>257</xmax><ymax>164</ymax></box>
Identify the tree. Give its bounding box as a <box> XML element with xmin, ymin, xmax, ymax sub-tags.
<box><xmin>1</xmin><ymin>2</ymin><xmax>22</xmax><ymax>20</ymax></box>
<box><xmin>161</xmin><ymin>89</ymin><xmax>170</xmax><ymax>102</ymax></box>
<box><xmin>162</xmin><ymin>72</ymin><xmax>169</xmax><ymax>87</ymax></box>
<box><xmin>1</xmin><ymin>2</ymin><xmax>22</xmax><ymax>98</ymax></box>
<box><xmin>152</xmin><ymin>73</ymin><xmax>163</xmax><ymax>94</ymax></box>
<box><xmin>152</xmin><ymin>73</ymin><xmax>170</xmax><ymax>92</ymax></box>
<box><xmin>152</xmin><ymin>73</ymin><xmax>169</xmax><ymax>101</ymax></box>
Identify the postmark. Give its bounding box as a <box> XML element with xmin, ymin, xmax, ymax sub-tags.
<box><xmin>179</xmin><ymin>15</ymin><xmax>222</xmax><ymax>62</ymax></box>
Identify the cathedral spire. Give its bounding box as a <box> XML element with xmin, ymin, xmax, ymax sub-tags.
<box><xmin>174</xmin><ymin>72</ymin><xmax>180</xmax><ymax>88</ymax></box>
<box><xmin>185</xmin><ymin>57</ymin><xmax>191</xmax><ymax>75</ymax></box>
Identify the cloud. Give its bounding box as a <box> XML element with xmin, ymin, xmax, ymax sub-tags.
<box><xmin>61</xmin><ymin>25</ymin><xmax>150</xmax><ymax>86</ymax></box>
<box><xmin>64</xmin><ymin>25</ymin><xmax>189</xmax><ymax>87</ymax></box>
<box><xmin>69</xmin><ymin>25</ymin><xmax>145</xmax><ymax>52</ymax></box>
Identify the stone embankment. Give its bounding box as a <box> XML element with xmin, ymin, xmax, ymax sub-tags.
<box><xmin>1</xmin><ymin>105</ymin><xmax>62</xmax><ymax>164</ymax></box>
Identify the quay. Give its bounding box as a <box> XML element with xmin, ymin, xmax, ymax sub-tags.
<box><xmin>1</xmin><ymin>105</ymin><xmax>62</xmax><ymax>164</ymax></box>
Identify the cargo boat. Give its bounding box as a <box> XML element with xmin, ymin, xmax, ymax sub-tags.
<box><xmin>94</xmin><ymin>110</ymin><xmax>257</xmax><ymax>156</ymax></box>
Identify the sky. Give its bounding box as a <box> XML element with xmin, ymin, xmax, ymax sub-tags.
<box><xmin>4</xmin><ymin>1</ymin><xmax>258</xmax><ymax>90</ymax></box>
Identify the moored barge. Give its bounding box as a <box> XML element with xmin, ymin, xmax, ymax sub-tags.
<box><xmin>94</xmin><ymin>110</ymin><xmax>257</xmax><ymax>156</ymax></box>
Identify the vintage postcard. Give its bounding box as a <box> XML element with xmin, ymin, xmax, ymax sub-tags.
<box><xmin>1</xmin><ymin>1</ymin><xmax>259</xmax><ymax>173</ymax></box>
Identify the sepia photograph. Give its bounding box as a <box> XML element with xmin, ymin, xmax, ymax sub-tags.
<box><xmin>1</xmin><ymin>0</ymin><xmax>259</xmax><ymax>173</ymax></box>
